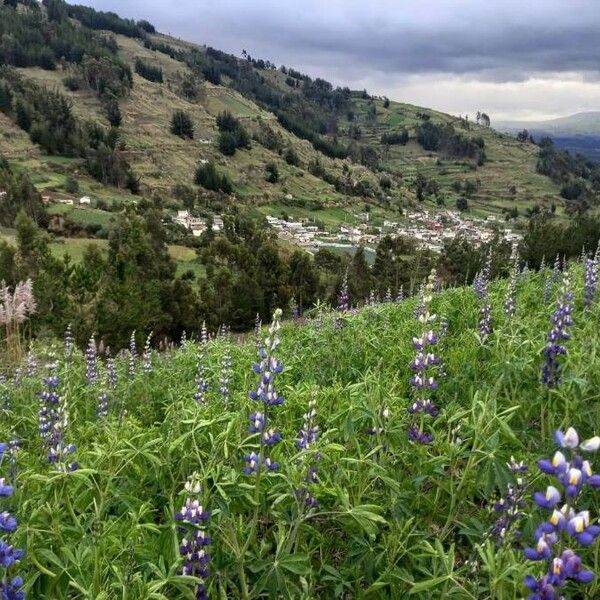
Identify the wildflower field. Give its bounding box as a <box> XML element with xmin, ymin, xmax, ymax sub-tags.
<box><xmin>3</xmin><ymin>261</ymin><xmax>600</xmax><ymax>599</ymax></box>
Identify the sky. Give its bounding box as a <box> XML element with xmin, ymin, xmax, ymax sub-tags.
<box><xmin>77</xmin><ymin>0</ymin><xmax>600</xmax><ymax>121</ymax></box>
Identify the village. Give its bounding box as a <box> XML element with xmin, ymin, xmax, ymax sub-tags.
<box><xmin>263</xmin><ymin>208</ymin><xmax>522</xmax><ymax>254</ymax></box>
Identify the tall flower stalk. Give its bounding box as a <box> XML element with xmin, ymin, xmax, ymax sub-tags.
<box><xmin>219</xmin><ymin>342</ymin><xmax>232</xmax><ymax>405</ymax></box>
<box><xmin>407</xmin><ymin>270</ymin><xmax>442</xmax><ymax>445</ymax></box>
<box><xmin>474</xmin><ymin>255</ymin><xmax>492</xmax><ymax>343</ymax></box>
<box><xmin>504</xmin><ymin>249</ymin><xmax>519</xmax><ymax>319</ymax></box>
<box><xmin>128</xmin><ymin>331</ymin><xmax>137</xmax><ymax>379</ymax></box>
<box><xmin>142</xmin><ymin>332</ymin><xmax>153</xmax><ymax>375</ymax></box>
<box><xmin>541</xmin><ymin>272</ymin><xmax>573</xmax><ymax>388</ymax></box>
<box><xmin>295</xmin><ymin>394</ymin><xmax>320</xmax><ymax>509</ymax></box>
<box><xmin>85</xmin><ymin>335</ymin><xmax>98</xmax><ymax>386</ymax></box>
<box><xmin>175</xmin><ymin>472</ymin><xmax>211</xmax><ymax>600</ymax></box>
<box><xmin>0</xmin><ymin>442</ymin><xmax>25</xmax><ymax>600</ymax></box>
<box><xmin>245</xmin><ymin>308</ymin><xmax>284</xmax><ymax>476</ymax></box>
<box><xmin>523</xmin><ymin>427</ymin><xmax>600</xmax><ymax>599</ymax></box>
<box><xmin>38</xmin><ymin>364</ymin><xmax>78</xmax><ymax>472</ymax></box>
<box><xmin>584</xmin><ymin>256</ymin><xmax>598</xmax><ymax>308</ymax></box>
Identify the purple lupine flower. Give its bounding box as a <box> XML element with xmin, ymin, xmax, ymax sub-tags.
<box><xmin>523</xmin><ymin>427</ymin><xmax>600</xmax><ymax>598</ymax></box>
<box><xmin>544</xmin><ymin>255</ymin><xmax>562</xmax><ymax>303</ymax></box>
<box><xmin>194</xmin><ymin>358</ymin><xmax>208</xmax><ymax>405</ymax></box>
<box><xmin>97</xmin><ymin>391</ymin><xmax>108</xmax><ymax>420</ymax></box>
<box><xmin>490</xmin><ymin>457</ymin><xmax>528</xmax><ymax>546</ymax></box>
<box><xmin>25</xmin><ymin>350</ymin><xmax>37</xmax><ymax>378</ymax></box>
<box><xmin>413</xmin><ymin>283</ymin><xmax>425</xmax><ymax>320</ymax></box>
<box><xmin>142</xmin><ymin>333</ymin><xmax>153</xmax><ymax>375</ymax></box>
<box><xmin>63</xmin><ymin>323</ymin><xmax>74</xmax><ymax>362</ymax></box>
<box><xmin>314</xmin><ymin>309</ymin><xmax>323</xmax><ymax>333</ymax></box>
<box><xmin>180</xmin><ymin>330</ymin><xmax>187</xmax><ymax>347</ymax></box>
<box><xmin>295</xmin><ymin>396</ymin><xmax>320</xmax><ymax>508</ymax></box>
<box><xmin>396</xmin><ymin>285</ymin><xmax>404</xmax><ymax>303</ymax></box>
<box><xmin>338</xmin><ymin>273</ymin><xmax>349</xmax><ymax>312</ymax></box>
<box><xmin>38</xmin><ymin>364</ymin><xmax>78</xmax><ymax>472</ymax></box>
<box><xmin>584</xmin><ymin>257</ymin><xmax>598</xmax><ymax>307</ymax></box>
<box><xmin>11</xmin><ymin>368</ymin><xmax>21</xmax><ymax>389</ymax></box>
<box><xmin>0</xmin><ymin>377</ymin><xmax>10</xmax><ymax>412</ymax></box>
<box><xmin>504</xmin><ymin>249</ymin><xmax>519</xmax><ymax>319</ymax></box>
<box><xmin>85</xmin><ymin>335</ymin><xmax>98</xmax><ymax>385</ymax></box>
<box><xmin>474</xmin><ymin>255</ymin><xmax>493</xmax><ymax>342</ymax></box>
<box><xmin>368</xmin><ymin>289</ymin><xmax>376</xmax><ymax>306</ymax></box>
<box><xmin>541</xmin><ymin>272</ymin><xmax>573</xmax><ymax>387</ymax></box>
<box><xmin>245</xmin><ymin>309</ymin><xmax>284</xmax><ymax>475</ymax></box>
<box><xmin>385</xmin><ymin>288</ymin><xmax>392</xmax><ymax>303</ymax></box>
<box><xmin>289</xmin><ymin>296</ymin><xmax>299</xmax><ymax>320</ymax></box>
<box><xmin>128</xmin><ymin>331</ymin><xmax>137</xmax><ymax>379</ymax></box>
<box><xmin>219</xmin><ymin>345</ymin><xmax>232</xmax><ymax>404</ymax></box>
<box><xmin>0</xmin><ymin>444</ymin><xmax>24</xmax><ymax>599</ymax></box>
<box><xmin>175</xmin><ymin>473</ymin><xmax>210</xmax><ymax>600</ymax></box>
<box><xmin>201</xmin><ymin>321</ymin><xmax>208</xmax><ymax>345</ymax></box>
<box><xmin>408</xmin><ymin>270</ymin><xmax>442</xmax><ymax>445</ymax></box>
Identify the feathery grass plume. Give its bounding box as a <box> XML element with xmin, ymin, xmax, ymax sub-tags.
<box><xmin>63</xmin><ymin>324</ymin><xmax>74</xmax><ymax>362</ymax></box>
<box><xmin>38</xmin><ymin>363</ymin><xmax>78</xmax><ymax>472</ymax></box>
<box><xmin>0</xmin><ymin>279</ymin><xmax>36</xmax><ymax>365</ymax></box>
<box><xmin>523</xmin><ymin>428</ymin><xmax>600</xmax><ymax>599</ymax></box>
<box><xmin>541</xmin><ymin>271</ymin><xmax>573</xmax><ymax>388</ymax></box>
<box><xmin>245</xmin><ymin>308</ymin><xmax>284</xmax><ymax>475</ymax></box>
<box><xmin>128</xmin><ymin>331</ymin><xmax>137</xmax><ymax>379</ymax></box>
<box><xmin>175</xmin><ymin>472</ymin><xmax>211</xmax><ymax>600</ymax></box>
<box><xmin>584</xmin><ymin>257</ymin><xmax>598</xmax><ymax>308</ymax></box>
<box><xmin>0</xmin><ymin>442</ymin><xmax>25</xmax><ymax>600</ymax></box>
<box><xmin>295</xmin><ymin>393</ymin><xmax>320</xmax><ymax>508</ymax></box>
<box><xmin>142</xmin><ymin>332</ymin><xmax>153</xmax><ymax>375</ymax></box>
<box><xmin>85</xmin><ymin>335</ymin><xmax>98</xmax><ymax>386</ymax></box>
<box><xmin>408</xmin><ymin>269</ymin><xmax>442</xmax><ymax>445</ymax></box>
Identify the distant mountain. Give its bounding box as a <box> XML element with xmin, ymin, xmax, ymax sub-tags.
<box><xmin>496</xmin><ymin>112</ymin><xmax>600</xmax><ymax>135</ymax></box>
<box><xmin>495</xmin><ymin>112</ymin><xmax>600</xmax><ymax>160</ymax></box>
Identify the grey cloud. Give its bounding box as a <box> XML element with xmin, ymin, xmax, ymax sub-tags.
<box><xmin>74</xmin><ymin>1</ymin><xmax>600</xmax><ymax>118</ymax></box>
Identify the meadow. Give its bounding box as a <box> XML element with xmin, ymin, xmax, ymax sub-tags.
<box><xmin>2</xmin><ymin>260</ymin><xmax>600</xmax><ymax>599</ymax></box>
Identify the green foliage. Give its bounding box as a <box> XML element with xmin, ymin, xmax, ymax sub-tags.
<box><xmin>170</xmin><ymin>110</ymin><xmax>194</xmax><ymax>140</ymax></box>
<box><xmin>216</xmin><ymin>111</ymin><xmax>250</xmax><ymax>155</ymax></box>
<box><xmin>194</xmin><ymin>161</ymin><xmax>232</xmax><ymax>193</ymax></box>
<box><xmin>134</xmin><ymin>59</ymin><xmax>163</xmax><ymax>83</ymax></box>
<box><xmin>4</xmin><ymin>263</ymin><xmax>600</xmax><ymax>598</ymax></box>
<box><xmin>0</xmin><ymin>158</ymin><xmax>48</xmax><ymax>227</ymax></box>
<box><xmin>264</xmin><ymin>161</ymin><xmax>279</xmax><ymax>183</ymax></box>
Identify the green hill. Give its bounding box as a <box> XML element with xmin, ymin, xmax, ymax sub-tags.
<box><xmin>0</xmin><ymin>0</ymin><xmax>564</xmax><ymax>233</ymax></box>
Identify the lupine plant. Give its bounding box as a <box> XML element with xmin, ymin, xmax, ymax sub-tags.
<box><xmin>541</xmin><ymin>271</ymin><xmax>573</xmax><ymax>388</ymax></box>
<box><xmin>0</xmin><ymin>442</ymin><xmax>25</xmax><ymax>600</ymax></box>
<box><xmin>128</xmin><ymin>331</ymin><xmax>137</xmax><ymax>378</ymax></box>
<box><xmin>504</xmin><ymin>249</ymin><xmax>519</xmax><ymax>319</ymax></box>
<box><xmin>142</xmin><ymin>332</ymin><xmax>153</xmax><ymax>375</ymax></box>
<box><xmin>407</xmin><ymin>269</ymin><xmax>441</xmax><ymax>445</ymax></box>
<box><xmin>175</xmin><ymin>472</ymin><xmax>211</xmax><ymax>600</ymax></box>
<box><xmin>474</xmin><ymin>255</ymin><xmax>492</xmax><ymax>342</ymax></box>
<box><xmin>85</xmin><ymin>335</ymin><xmax>98</xmax><ymax>385</ymax></box>
<box><xmin>38</xmin><ymin>363</ymin><xmax>78</xmax><ymax>472</ymax></box>
<box><xmin>244</xmin><ymin>308</ymin><xmax>284</xmax><ymax>476</ymax></box>
<box><xmin>523</xmin><ymin>427</ymin><xmax>600</xmax><ymax>599</ymax></box>
<box><xmin>295</xmin><ymin>393</ymin><xmax>320</xmax><ymax>509</ymax></box>
<box><xmin>583</xmin><ymin>257</ymin><xmax>598</xmax><ymax>307</ymax></box>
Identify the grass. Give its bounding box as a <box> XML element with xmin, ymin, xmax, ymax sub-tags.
<box><xmin>2</xmin><ymin>264</ymin><xmax>600</xmax><ymax>598</ymax></box>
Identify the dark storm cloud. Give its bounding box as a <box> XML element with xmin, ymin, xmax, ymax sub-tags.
<box><xmin>75</xmin><ymin>0</ymin><xmax>600</xmax><ymax>82</ymax></box>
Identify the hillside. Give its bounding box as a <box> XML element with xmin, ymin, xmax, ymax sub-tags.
<box><xmin>496</xmin><ymin>112</ymin><xmax>600</xmax><ymax>160</ymax></box>
<box><xmin>2</xmin><ymin>261</ymin><xmax>600</xmax><ymax>598</ymax></box>
<box><xmin>0</xmin><ymin>0</ymin><xmax>564</xmax><ymax>239</ymax></box>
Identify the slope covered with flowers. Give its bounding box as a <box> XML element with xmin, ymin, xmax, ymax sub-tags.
<box><xmin>2</xmin><ymin>262</ymin><xmax>600</xmax><ymax>599</ymax></box>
